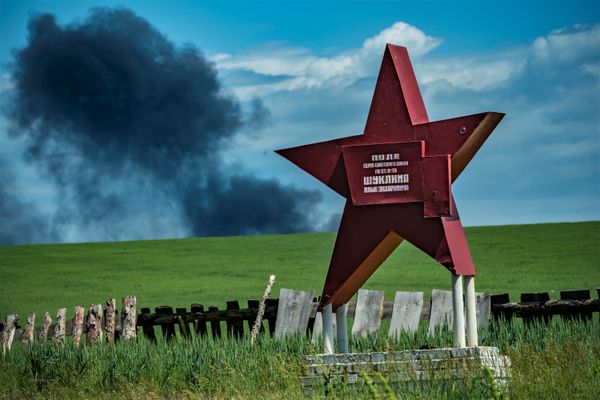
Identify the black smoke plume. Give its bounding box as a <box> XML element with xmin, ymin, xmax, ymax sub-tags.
<box><xmin>0</xmin><ymin>158</ymin><xmax>57</xmax><ymax>245</ymax></box>
<box><xmin>3</xmin><ymin>8</ymin><xmax>320</xmax><ymax>244</ymax></box>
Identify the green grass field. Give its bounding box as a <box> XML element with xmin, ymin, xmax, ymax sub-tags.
<box><xmin>1</xmin><ymin>221</ymin><xmax>599</xmax><ymax>319</ymax></box>
<box><xmin>1</xmin><ymin>221</ymin><xmax>599</xmax><ymax>399</ymax></box>
<box><xmin>0</xmin><ymin>222</ymin><xmax>600</xmax><ymax>316</ymax></box>
<box><xmin>1</xmin><ymin>320</ymin><xmax>599</xmax><ymax>399</ymax></box>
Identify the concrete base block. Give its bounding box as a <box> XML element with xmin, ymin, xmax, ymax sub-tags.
<box><xmin>300</xmin><ymin>346</ymin><xmax>511</xmax><ymax>391</ymax></box>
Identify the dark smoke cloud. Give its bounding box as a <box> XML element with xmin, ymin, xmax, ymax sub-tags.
<box><xmin>321</xmin><ymin>212</ymin><xmax>342</xmax><ymax>232</ymax></box>
<box><xmin>3</xmin><ymin>8</ymin><xmax>320</xmax><ymax>244</ymax></box>
<box><xmin>183</xmin><ymin>175</ymin><xmax>321</xmax><ymax>236</ymax></box>
<box><xmin>0</xmin><ymin>159</ymin><xmax>57</xmax><ymax>245</ymax></box>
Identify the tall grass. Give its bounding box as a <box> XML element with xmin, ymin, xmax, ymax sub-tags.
<box><xmin>1</xmin><ymin>318</ymin><xmax>598</xmax><ymax>399</ymax></box>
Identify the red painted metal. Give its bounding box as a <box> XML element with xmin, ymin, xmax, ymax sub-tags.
<box><xmin>276</xmin><ymin>44</ymin><xmax>505</xmax><ymax>310</ymax></box>
<box><xmin>341</xmin><ymin>141</ymin><xmax>451</xmax><ymax>217</ymax></box>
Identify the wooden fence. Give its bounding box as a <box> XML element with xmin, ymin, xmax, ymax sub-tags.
<box><xmin>2</xmin><ymin>287</ymin><xmax>599</xmax><ymax>354</ymax></box>
<box><xmin>491</xmin><ymin>288</ymin><xmax>600</xmax><ymax>323</ymax></box>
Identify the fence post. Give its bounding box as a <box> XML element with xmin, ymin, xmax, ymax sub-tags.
<box><xmin>73</xmin><ymin>306</ymin><xmax>84</xmax><ymax>348</ymax></box>
<box><xmin>226</xmin><ymin>301</ymin><xmax>244</xmax><ymax>338</ymax></box>
<box><xmin>560</xmin><ymin>289</ymin><xmax>591</xmax><ymax>321</ymax></box>
<box><xmin>54</xmin><ymin>308</ymin><xmax>66</xmax><ymax>346</ymax></box>
<box><xmin>208</xmin><ymin>306</ymin><xmax>222</xmax><ymax>338</ymax></box>
<box><xmin>274</xmin><ymin>289</ymin><xmax>314</xmax><ymax>339</ymax></box>
<box><xmin>139</xmin><ymin>307</ymin><xmax>156</xmax><ymax>341</ymax></box>
<box><xmin>389</xmin><ymin>291</ymin><xmax>424</xmax><ymax>337</ymax></box>
<box><xmin>121</xmin><ymin>295</ymin><xmax>137</xmax><ymax>341</ymax></box>
<box><xmin>476</xmin><ymin>293</ymin><xmax>491</xmax><ymax>328</ymax></box>
<box><xmin>251</xmin><ymin>274</ymin><xmax>276</xmax><ymax>344</ymax></box>
<box><xmin>490</xmin><ymin>293</ymin><xmax>512</xmax><ymax>322</ymax></box>
<box><xmin>265</xmin><ymin>299</ymin><xmax>279</xmax><ymax>337</ymax></box>
<box><xmin>40</xmin><ymin>312</ymin><xmax>52</xmax><ymax>341</ymax></box>
<box><xmin>105</xmin><ymin>299</ymin><xmax>116</xmax><ymax>343</ymax></box>
<box><xmin>156</xmin><ymin>305</ymin><xmax>175</xmax><ymax>340</ymax></box>
<box><xmin>248</xmin><ymin>300</ymin><xmax>264</xmax><ymax>338</ymax></box>
<box><xmin>191</xmin><ymin>304</ymin><xmax>208</xmax><ymax>337</ymax></box>
<box><xmin>21</xmin><ymin>313</ymin><xmax>35</xmax><ymax>344</ymax></box>
<box><xmin>176</xmin><ymin>307</ymin><xmax>190</xmax><ymax>339</ymax></box>
<box><xmin>2</xmin><ymin>314</ymin><xmax>19</xmax><ymax>354</ymax></box>
<box><xmin>87</xmin><ymin>304</ymin><xmax>103</xmax><ymax>344</ymax></box>
<box><xmin>352</xmin><ymin>289</ymin><xmax>384</xmax><ymax>338</ymax></box>
<box><xmin>521</xmin><ymin>292</ymin><xmax>550</xmax><ymax>325</ymax></box>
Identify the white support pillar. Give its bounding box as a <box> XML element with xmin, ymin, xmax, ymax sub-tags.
<box><xmin>322</xmin><ymin>303</ymin><xmax>334</xmax><ymax>355</ymax></box>
<box><xmin>451</xmin><ymin>273</ymin><xmax>466</xmax><ymax>348</ymax></box>
<box><xmin>464</xmin><ymin>275</ymin><xmax>478</xmax><ymax>347</ymax></box>
<box><xmin>335</xmin><ymin>304</ymin><xmax>348</xmax><ymax>354</ymax></box>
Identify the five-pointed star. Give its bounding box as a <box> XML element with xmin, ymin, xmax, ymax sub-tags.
<box><xmin>276</xmin><ymin>44</ymin><xmax>504</xmax><ymax>310</ymax></box>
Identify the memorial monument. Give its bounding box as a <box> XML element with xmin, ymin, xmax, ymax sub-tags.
<box><xmin>277</xmin><ymin>44</ymin><xmax>509</xmax><ymax>385</ymax></box>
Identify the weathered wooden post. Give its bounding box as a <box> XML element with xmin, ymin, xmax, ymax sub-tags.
<box><xmin>226</xmin><ymin>301</ymin><xmax>244</xmax><ymax>338</ymax></box>
<box><xmin>54</xmin><ymin>308</ymin><xmax>66</xmax><ymax>346</ymax></box>
<box><xmin>21</xmin><ymin>312</ymin><xmax>36</xmax><ymax>344</ymax></box>
<box><xmin>521</xmin><ymin>292</ymin><xmax>551</xmax><ymax>325</ymax></box>
<box><xmin>39</xmin><ymin>312</ymin><xmax>52</xmax><ymax>341</ymax></box>
<box><xmin>389</xmin><ymin>291</ymin><xmax>424</xmax><ymax>336</ymax></box>
<box><xmin>105</xmin><ymin>299</ymin><xmax>117</xmax><ymax>343</ymax></box>
<box><xmin>156</xmin><ymin>305</ymin><xmax>175</xmax><ymax>340</ymax></box>
<box><xmin>122</xmin><ymin>295</ymin><xmax>137</xmax><ymax>340</ymax></box>
<box><xmin>275</xmin><ymin>288</ymin><xmax>313</xmax><ymax>339</ymax></box>
<box><xmin>208</xmin><ymin>306</ymin><xmax>221</xmax><ymax>338</ymax></box>
<box><xmin>2</xmin><ymin>314</ymin><xmax>19</xmax><ymax>354</ymax></box>
<box><xmin>86</xmin><ymin>304</ymin><xmax>103</xmax><ymax>344</ymax></box>
<box><xmin>140</xmin><ymin>307</ymin><xmax>157</xmax><ymax>341</ymax></box>
<box><xmin>73</xmin><ymin>306</ymin><xmax>85</xmax><ymax>348</ymax></box>
<box><xmin>560</xmin><ymin>289</ymin><xmax>592</xmax><ymax>321</ymax></box>
<box><xmin>190</xmin><ymin>304</ymin><xmax>207</xmax><ymax>337</ymax></box>
<box><xmin>251</xmin><ymin>275</ymin><xmax>276</xmax><ymax>344</ymax></box>
<box><xmin>351</xmin><ymin>289</ymin><xmax>384</xmax><ymax>338</ymax></box>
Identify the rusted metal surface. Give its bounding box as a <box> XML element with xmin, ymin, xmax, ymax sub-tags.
<box><xmin>276</xmin><ymin>43</ymin><xmax>504</xmax><ymax>310</ymax></box>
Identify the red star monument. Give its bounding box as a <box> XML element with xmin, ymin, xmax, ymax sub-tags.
<box><xmin>276</xmin><ymin>44</ymin><xmax>504</xmax><ymax>311</ymax></box>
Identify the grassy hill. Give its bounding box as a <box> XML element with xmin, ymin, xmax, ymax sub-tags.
<box><xmin>1</xmin><ymin>221</ymin><xmax>599</xmax><ymax>319</ymax></box>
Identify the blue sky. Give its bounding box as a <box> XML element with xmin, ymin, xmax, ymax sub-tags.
<box><xmin>1</xmin><ymin>1</ymin><xmax>599</xmax><ymax>244</ymax></box>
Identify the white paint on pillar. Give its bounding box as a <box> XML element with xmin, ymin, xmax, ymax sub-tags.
<box><xmin>451</xmin><ymin>273</ymin><xmax>466</xmax><ymax>348</ymax></box>
<box><xmin>322</xmin><ymin>303</ymin><xmax>334</xmax><ymax>355</ymax></box>
<box><xmin>335</xmin><ymin>304</ymin><xmax>348</xmax><ymax>354</ymax></box>
<box><xmin>464</xmin><ymin>275</ymin><xmax>478</xmax><ymax>347</ymax></box>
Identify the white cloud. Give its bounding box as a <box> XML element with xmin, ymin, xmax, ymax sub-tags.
<box><xmin>421</xmin><ymin>24</ymin><xmax>600</xmax><ymax>94</ymax></box>
<box><xmin>532</xmin><ymin>24</ymin><xmax>600</xmax><ymax>63</ymax></box>
<box><xmin>216</xmin><ymin>20</ymin><xmax>593</xmax><ymax>99</ymax></box>
<box><xmin>361</xmin><ymin>22</ymin><xmax>442</xmax><ymax>58</ymax></box>
<box><xmin>216</xmin><ymin>22</ymin><xmax>600</xmax><ymax>101</ymax></box>
<box><xmin>420</xmin><ymin>58</ymin><xmax>524</xmax><ymax>92</ymax></box>
<box><xmin>213</xmin><ymin>21</ymin><xmax>441</xmax><ymax>99</ymax></box>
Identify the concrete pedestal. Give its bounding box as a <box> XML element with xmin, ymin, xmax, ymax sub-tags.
<box><xmin>300</xmin><ymin>347</ymin><xmax>510</xmax><ymax>392</ymax></box>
